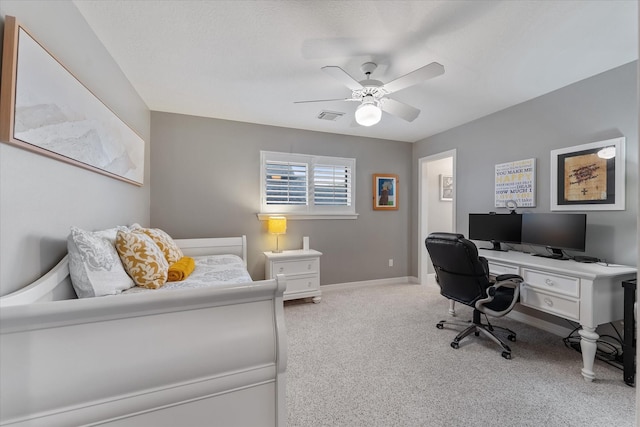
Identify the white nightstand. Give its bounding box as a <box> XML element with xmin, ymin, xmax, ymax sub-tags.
<box><xmin>264</xmin><ymin>249</ymin><xmax>322</xmax><ymax>303</ymax></box>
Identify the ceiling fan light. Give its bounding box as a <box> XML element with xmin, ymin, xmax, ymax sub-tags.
<box><xmin>355</xmin><ymin>102</ymin><xmax>382</xmax><ymax>126</ymax></box>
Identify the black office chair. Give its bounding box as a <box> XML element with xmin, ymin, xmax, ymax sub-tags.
<box><xmin>425</xmin><ymin>232</ymin><xmax>523</xmax><ymax>359</ymax></box>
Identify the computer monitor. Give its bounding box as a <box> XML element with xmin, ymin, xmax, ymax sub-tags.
<box><xmin>520</xmin><ymin>213</ymin><xmax>587</xmax><ymax>259</ymax></box>
<box><xmin>468</xmin><ymin>213</ymin><xmax>522</xmax><ymax>251</ymax></box>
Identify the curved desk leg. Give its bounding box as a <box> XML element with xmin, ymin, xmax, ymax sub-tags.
<box><xmin>578</xmin><ymin>326</ymin><xmax>598</xmax><ymax>382</ymax></box>
<box><xmin>448</xmin><ymin>300</ymin><xmax>456</xmax><ymax>317</ymax></box>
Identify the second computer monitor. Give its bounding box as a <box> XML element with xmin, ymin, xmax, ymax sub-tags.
<box><xmin>468</xmin><ymin>213</ymin><xmax>522</xmax><ymax>251</ymax></box>
<box><xmin>520</xmin><ymin>213</ymin><xmax>587</xmax><ymax>259</ymax></box>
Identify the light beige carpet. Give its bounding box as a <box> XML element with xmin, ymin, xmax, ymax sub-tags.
<box><xmin>284</xmin><ymin>282</ymin><xmax>635</xmax><ymax>427</ymax></box>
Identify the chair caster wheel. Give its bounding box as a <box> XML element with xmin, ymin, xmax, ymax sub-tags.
<box><xmin>507</xmin><ymin>334</ymin><xmax>516</xmax><ymax>342</ymax></box>
<box><xmin>436</xmin><ymin>323</ymin><xmax>444</xmax><ymax>329</ymax></box>
<box><xmin>474</xmin><ymin>331</ymin><xmax>480</xmax><ymax>337</ymax></box>
<box><xmin>451</xmin><ymin>342</ymin><xmax>460</xmax><ymax>349</ymax></box>
<box><xmin>502</xmin><ymin>351</ymin><xmax>512</xmax><ymax>360</ymax></box>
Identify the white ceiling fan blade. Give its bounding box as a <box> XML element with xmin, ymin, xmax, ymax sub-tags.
<box><xmin>381</xmin><ymin>98</ymin><xmax>421</xmax><ymax>122</ymax></box>
<box><xmin>321</xmin><ymin>66</ymin><xmax>364</xmax><ymax>91</ymax></box>
<box><xmin>383</xmin><ymin>62</ymin><xmax>444</xmax><ymax>94</ymax></box>
<box><xmin>294</xmin><ymin>98</ymin><xmax>358</xmax><ymax>104</ymax></box>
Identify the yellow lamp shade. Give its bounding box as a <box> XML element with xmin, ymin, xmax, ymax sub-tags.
<box><xmin>268</xmin><ymin>216</ymin><xmax>287</xmax><ymax>235</ymax></box>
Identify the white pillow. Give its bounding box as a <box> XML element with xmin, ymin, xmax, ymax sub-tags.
<box><xmin>67</xmin><ymin>226</ymin><xmax>135</xmax><ymax>298</ymax></box>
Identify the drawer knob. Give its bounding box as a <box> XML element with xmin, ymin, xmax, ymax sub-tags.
<box><xmin>307</xmin><ymin>264</ymin><xmax>312</xmax><ymax>270</ymax></box>
<box><xmin>544</xmin><ymin>298</ymin><xmax>553</xmax><ymax>307</ymax></box>
<box><xmin>545</xmin><ymin>279</ymin><xmax>554</xmax><ymax>286</ymax></box>
<box><xmin>279</xmin><ymin>267</ymin><xmax>284</xmax><ymax>273</ymax></box>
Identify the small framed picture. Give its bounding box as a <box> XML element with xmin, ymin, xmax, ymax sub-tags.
<box><xmin>373</xmin><ymin>174</ymin><xmax>399</xmax><ymax>210</ymax></box>
<box><xmin>440</xmin><ymin>175</ymin><xmax>453</xmax><ymax>201</ymax></box>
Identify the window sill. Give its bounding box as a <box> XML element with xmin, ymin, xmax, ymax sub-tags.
<box><xmin>257</xmin><ymin>213</ymin><xmax>359</xmax><ymax>220</ymax></box>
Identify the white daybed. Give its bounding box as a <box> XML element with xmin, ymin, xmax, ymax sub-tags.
<box><xmin>0</xmin><ymin>236</ymin><xmax>287</xmax><ymax>427</ymax></box>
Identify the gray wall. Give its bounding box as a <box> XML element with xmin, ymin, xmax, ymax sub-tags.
<box><xmin>150</xmin><ymin>112</ymin><xmax>412</xmax><ymax>284</ymax></box>
<box><xmin>412</xmin><ymin>61</ymin><xmax>638</xmax><ymax>276</ymax></box>
<box><xmin>0</xmin><ymin>1</ymin><xmax>151</xmax><ymax>295</ymax></box>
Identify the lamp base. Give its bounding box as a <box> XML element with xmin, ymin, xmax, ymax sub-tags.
<box><xmin>272</xmin><ymin>234</ymin><xmax>284</xmax><ymax>253</ymax></box>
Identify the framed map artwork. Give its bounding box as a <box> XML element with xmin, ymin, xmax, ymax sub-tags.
<box><xmin>550</xmin><ymin>137</ymin><xmax>625</xmax><ymax>211</ymax></box>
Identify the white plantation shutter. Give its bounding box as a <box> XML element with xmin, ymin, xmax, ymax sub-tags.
<box><xmin>261</xmin><ymin>151</ymin><xmax>356</xmax><ymax>216</ymax></box>
<box><xmin>265</xmin><ymin>161</ymin><xmax>308</xmax><ymax>205</ymax></box>
<box><xmin>313</xmin><ymin>163</ymin><xmax>352</xmax><ymax>207</ymax></box>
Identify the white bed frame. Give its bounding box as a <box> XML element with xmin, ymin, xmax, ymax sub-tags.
<box><xmin>0</xmin><ymin>236</ymin><xmax>287</xmax><ymax>427</ymax></box>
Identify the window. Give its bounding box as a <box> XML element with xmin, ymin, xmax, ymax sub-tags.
<box><xmin>260</xmin><ymin>151</ymin><xmax>357</xmax><ymax>219</ymax></box>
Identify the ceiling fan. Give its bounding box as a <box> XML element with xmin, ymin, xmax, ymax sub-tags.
<box><xmin>295</xmin><ymin>61</ymin><xmax>444</xmax><ymax>126</ymax></box>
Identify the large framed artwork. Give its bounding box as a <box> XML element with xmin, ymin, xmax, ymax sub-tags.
<box><xmin>0</xmin><ymin>16</ymin><xmax>145</xmax><ymax>186</ymax></box>
<box><xmin>373</xmin><ymin>173</ymin><xmax>398</xmax><ymax>210</ymax></box>
<box><xmin>550</xmin><ymin>137</ymin><xmax>625</xmax><ymax>211</ymax></box>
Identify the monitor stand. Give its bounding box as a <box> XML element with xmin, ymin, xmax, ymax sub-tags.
<box><xmin>532</xmin><ymin>247</ymin><xmax>569</xmax><ymax>260</ymax></box>
<box><xmin>484</xmin><ymin>240</ymin><xmax>508</xmax><ymax>252</ymax></box>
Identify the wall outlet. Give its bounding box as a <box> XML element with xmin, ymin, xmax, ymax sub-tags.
<box><xmin>388</xmin><ymin>259</ymin><xmax>393</xmax><ymax>267</ymax></box>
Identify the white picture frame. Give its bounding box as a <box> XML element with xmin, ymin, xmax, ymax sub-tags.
<box><xmin>439</xmin><ymin>175</ymin><xmax>453</xmax><ymax>201</ymax></box>
<box><xmin>550</xmin><ymin>137</ymin><xmax>625</xmax><ymax>211</ymax></box>
<box><xmin>495</xmin><ymin>158</ymin><xmax>536</xmax><ymax>208</ymax></box>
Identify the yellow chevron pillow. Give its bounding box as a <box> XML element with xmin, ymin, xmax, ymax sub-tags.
<box><xmin>131</xmin><ymin>225</ymin><xmax>183</xmax><ymax>264</ymax></box>
<box><xmin>115</xmin><ymin>230</ymin><xmax>169</xmax><ymax>289</ymax></box>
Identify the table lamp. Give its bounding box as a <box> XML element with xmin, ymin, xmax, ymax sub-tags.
<box><xmin>268</xmin><ymin>216</ymin><xmax>287</xmax><ymax>253</ymax></box>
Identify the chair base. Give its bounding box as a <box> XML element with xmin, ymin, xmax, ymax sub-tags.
<box><xmin>436</xmin><ymin>310</ymin><xmax>516</xmax><ymax>359</ymax></box>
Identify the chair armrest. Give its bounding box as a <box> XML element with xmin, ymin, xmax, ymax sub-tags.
<box><xmin>495</xmin><ymin>273</ymin><xmax>522</xmax><ymax>283</ymax></box>
<box><xmin>475</xmin><ymin>275</ymin><xmax>523</xmax><ymax>317</ymax></box>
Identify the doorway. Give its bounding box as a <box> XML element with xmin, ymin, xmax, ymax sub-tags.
<box><xmin>418</xmin><ymin>150</ymin><xmax>456</xmax><ymax>285</ymax></box>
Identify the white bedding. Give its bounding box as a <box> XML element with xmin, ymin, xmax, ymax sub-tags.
<box><xmin>122</xmin><ymin>254</ymin><xmax>252</xmax><ymax>294</ymax></box>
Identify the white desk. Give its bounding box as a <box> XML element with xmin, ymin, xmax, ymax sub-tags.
<box><xmin>478</xmin><ymin>249</ymin><xmax>636</xmax><ymax>382</ymax></box>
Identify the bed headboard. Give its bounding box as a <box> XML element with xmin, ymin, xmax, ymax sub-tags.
<box><xmin>174</xmin><ymin>235</ymin><xmax>247</xmax><ymax>264</ymax></box>
<box><xmin>0</xmin><ymin>235</ymin><xmax>248</xmax><ymax>307</ymax></box>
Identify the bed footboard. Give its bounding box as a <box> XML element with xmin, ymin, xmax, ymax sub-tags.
<box><xmin>1</xmin><ymin>272</ymin><xmax>287</xmax><ymax>426</ymax></box>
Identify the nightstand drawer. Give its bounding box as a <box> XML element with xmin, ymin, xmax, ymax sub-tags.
<box><xmin>285</xmin><ymin>275</ymin><xmax>319</xmax><ymax>294</ymax></box>
<box><xmin>264</xmin><ymin>249</ymin><xmax>322</xmax><ymax>303</ymax></box>
<box><xmin>522</xmin><ymin>269</ymin><xmax>579</xmax><ymax>298</ymax></box>
<box><xmin>272</xmin><ymin>259</ymin><xmax>318</xmax><ymax>275</ymax></box>
<box><xmin>521</xmin><ymin>285</ymin><xmax>579</xmax><ymax>321</ymax></box>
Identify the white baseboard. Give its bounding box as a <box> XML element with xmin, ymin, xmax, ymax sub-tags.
<box><xmin>322</xmin><ymin>276</ymin><xmax>418</xmax><ymax>291</ymax></box>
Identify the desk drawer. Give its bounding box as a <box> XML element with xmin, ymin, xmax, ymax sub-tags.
<box><xmin>522</xmin><ymin>269</ymin><xmax>579</xmax><ymax>298</ymax></box>
<box><xmin>521</xmin><ymin>285</ymin><xmax>579</xmax><ymax>321</ymax></box>
<box><xmin>285</xmin><ymin>275</ymin><xmax>319</xmax><ymax>294</ymax></box>
<box><xmin>488</xmin><ymin>261</ymin><xmax>519</xmax><ymax>276</ymax></box>
<box><xmin>272</xmin><ymin>259</ymin><xmax>318</xmax><ymax>275</ymax></box>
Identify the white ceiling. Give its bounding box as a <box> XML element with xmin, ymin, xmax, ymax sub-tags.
<box><xmin>73</xmin><ymin>0</ymin><xmax>638</xmax><ymax>143</ymax></box>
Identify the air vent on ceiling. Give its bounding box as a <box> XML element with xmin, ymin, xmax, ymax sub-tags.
<box><xmin>317</xmin><ymin>110</ymin><xmax>345</xmax><ymax>121</ymax></box>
